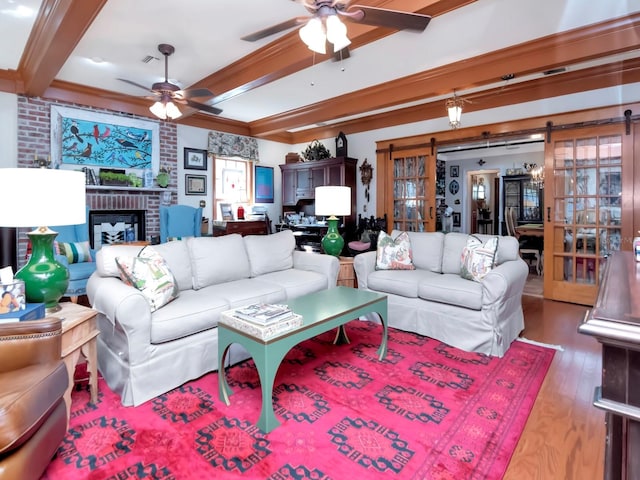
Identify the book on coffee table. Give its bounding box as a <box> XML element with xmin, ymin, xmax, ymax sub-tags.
<box><xmin>233</xmin><ymin>303</ymin><xmax>293</xmax><ymax>325</ymax></box>
<box><xmin>220</xmin><ymin>310</ymin><xmax>303</xmax><ymax>340</ymax></box>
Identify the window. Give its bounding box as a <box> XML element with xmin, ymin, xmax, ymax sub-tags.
<box><xmin>213</xmin><ymin>157</ymin><xmax>253</xmax><ymax>220</ymax></box>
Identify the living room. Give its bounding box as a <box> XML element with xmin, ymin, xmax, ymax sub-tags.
<box><xmin>0</xmin><ymin>1</ymin><xmax>639</xmax><ymax>479</ymax></box>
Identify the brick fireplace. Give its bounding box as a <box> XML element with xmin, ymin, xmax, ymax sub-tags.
<box><xmin>15</xmin><ymin>96</ymin><xmax>178</xmax><ymax>265</ymax></box>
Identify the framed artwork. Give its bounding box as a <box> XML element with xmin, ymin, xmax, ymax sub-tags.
<box><xmin>184</xmin><ymin>147</ymin><xmax>208</xmax><ymax>170</ymax></box>
<box><xmin>449</xmin><ymin>179</ymin><xmax>459</xmax><ymax>195</ymax></box>
<box><xmin>254</xmin><ymin>165</ymin><xmax>274</xmax><ymax>203</ymax></box>
<box><xmin>453</xmin><ymin>212</ymin><xmax>461</xmax><ymax>227</ymax></box>
<box><xmin>185</xmin><ymin>174</ymin><xmax>207</xmax><ymax>195</ymax></box>
<box><xmin>219</xmin><ymin>202</ymin><xmax>233</xmax><ymax>220</ymax></box>
<box><xmin>50</xmin><ymin>105</ymin><xmax>159</xmax><ymax>172</ymax></box>
<box><xmin>450</xmin><ymin>165</ymin><xmax>459</xmax><ymax>177</ymax></box>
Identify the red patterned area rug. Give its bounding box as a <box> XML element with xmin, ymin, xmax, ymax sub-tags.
<box><xmin>43</xmin><ymin>321</ymin><xmax>554</xmax><ymax>480</ymax></box>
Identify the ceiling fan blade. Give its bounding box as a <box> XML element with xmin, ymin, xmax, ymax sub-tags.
<box><xmin>117</xmin><ymin>78</ymin><xmax>156</xmax><ymax>94</ymax></box>
<box><xmin>176</xmin><ymin>88</ymin><xmax>214</xmax><ymax>99</ymax></box>
<box><xmin>241</xmin><ymin>16</ymin><xmax>308</xmax><ymax>42</ymax></box>
<box><xmin>184</xmin><ymin>99</ymin><xmax>223</xmax><ymax>115</ymax></box>
<box><xmin>346</xmin><ymin>6</ymin><xmax>431</xmax><ymax>31</ymax></box>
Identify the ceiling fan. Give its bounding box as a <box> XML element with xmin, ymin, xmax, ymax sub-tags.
<box><xmin>242</xmin><ymin>0</ymin><xmax>431</xmax><ymax>55</ymax></box>
<box><xmin>118</xmin><ymin>43</ymin><xmax>222</xmax><ymax>120</ymax></box>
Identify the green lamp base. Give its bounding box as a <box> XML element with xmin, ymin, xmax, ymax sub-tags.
<box><xmin>321</xmin><ymin>216</ymin><xmax>344</xmax><ymax>257</ymax></box>
<box><xmin>15</xmin><ymin>228</ymin><xmax>69</xmax><ymax>312</ymax></box>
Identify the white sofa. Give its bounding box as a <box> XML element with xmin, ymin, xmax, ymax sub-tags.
<box><xmin>87</xmin><ymin>230</ymin><xmax>339</xmax><ymax>406</ymax></box>
<box><xmin>354</xmin><ymin>231</ymin><xmax>528</xmax><ymax>357</ymax></box>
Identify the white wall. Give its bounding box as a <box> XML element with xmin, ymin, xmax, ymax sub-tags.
<box><xmin>0</xmin><ymin>92</ymin><xmax>17</xmax><ymax>168</ymax></box>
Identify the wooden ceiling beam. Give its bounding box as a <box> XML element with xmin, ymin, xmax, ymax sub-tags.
<box><xmin>249</xmin><ymin>13</ymin><xmax>640</xmax><ymax>137</ymax></box>
<box><xmin>18</xmin><ymin>0</ymin><xmax>107</xmax><ymax>97</ymax></box>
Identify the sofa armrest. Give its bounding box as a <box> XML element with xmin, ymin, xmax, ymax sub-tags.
<box><xmin>87</xmin><ymin>273</ymin><xmax>152</xmax><ymax>345</ymax></box>
<box><xmin>0</xmin><ymin>317</ymin><xmax>62</xmax><ymax>372</ymax></box>
<box><xmin>353</xmin><ymin>251</ymin><xmax>377</xmax><ymax>289</ymax></box>
<box><xmin>481</xmin><ymin>258</ymin><xmax>529</xmax><ymax>305</ymax></box>
<box><xmin>292</xmin><ymin>251</ymin><xmax>340</xmax><ymax>287</ymax></box>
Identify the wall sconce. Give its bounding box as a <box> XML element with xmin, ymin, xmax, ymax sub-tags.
<box><xmin>446</xmin><ymin>95</ymin><xmax>464</xmax><ymax>129</ymax></box>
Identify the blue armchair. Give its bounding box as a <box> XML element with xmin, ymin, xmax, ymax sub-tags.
<box><xmin>159</xmin><ymin>205</ymin><xmax>203</xmax><ymax>243</ymax></box>
<box><xmin>50</xmin><ymin>207</ymin><xmax>96</xmax><ymax>303</ymax></box>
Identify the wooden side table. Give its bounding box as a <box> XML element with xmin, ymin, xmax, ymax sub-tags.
<box><xmin>337</xmin><ymin>256</ymin><xmax>357</xmax><ymax>288</ymax></box>
<box><xmin>51</xmin><ymin>302</ymin><xmax>99</xmax><ymax>426</ymax></box>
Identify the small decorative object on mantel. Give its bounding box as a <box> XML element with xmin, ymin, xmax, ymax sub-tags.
<box><xmin>359</xmin><ymin>158</ymin><xmax>373</xmax><ymax>203</ymax></box>
<box><xmin>335</xmin><ymin>131</ymin><xmax>348</xmax><ymax>157</ymax></box>
<box><xmin>156</xmin><ymin>165</ymin><xmax>171</xmax><ymax>188</ymax></box>
<box><xmin>301</xmin><ymin>140</ymin><xmax>331</xmax><ymax>162</ymax></box>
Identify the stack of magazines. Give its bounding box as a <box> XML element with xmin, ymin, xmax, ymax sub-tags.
<box><xmin>220</xmin><ymin>303</ymin><xmax>303</xmax><ymax>340</ymax></box>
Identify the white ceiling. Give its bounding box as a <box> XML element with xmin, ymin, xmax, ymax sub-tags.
<box><xmin>1</xmin><ymin>0</ymin><xmax>639</xmax><ymax>133</ymax></box>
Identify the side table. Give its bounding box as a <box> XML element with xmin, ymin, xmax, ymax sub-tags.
<box><xmin>337</xmin><ymin>256</ymin><xmax>357</xmax><ymax>288</ymax></box>
<box><xmin>51</xmin><ymin>302</ymin><xmax>99</xmax><ymax>426</ymax></box>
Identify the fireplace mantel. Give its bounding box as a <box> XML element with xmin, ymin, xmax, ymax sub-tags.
<box><xmin>87</xmin><ymin>185</ymin><xmax>175</xmax><ymax>193</ymax></box>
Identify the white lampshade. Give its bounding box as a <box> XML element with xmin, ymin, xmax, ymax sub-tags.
<box><xmin>315</xmin><ymin>186</ymin><xmax>351</xmax><ymax>217</ymax></box>
<box><xmin>165</xmin><ymin>101</ymin><xmax>182</xmax><ymax>119</ymax></box>
<box><xmin>0</xmin><ymin>168</ymin><xmax>86</xmax><ymax>227</ymax></box>
<box><xmin>149</xmin><ymin>100</ymin><xmax>167</xmax><ymax>120</ymax></box>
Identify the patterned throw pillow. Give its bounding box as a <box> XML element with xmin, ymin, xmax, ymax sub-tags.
<box><xmin>375</xmin><ymin>231</ymin><xmax>415</xmax><ymax>270</ymax></box>
<box><xmin>460</xmin><ymin>235</ymin><xmax>499</xmax><ymax>282</ymax></box>
<box><xmin>115</xmin><ymin>247</ymin><xmax>179</xmax><ymax>312</ymax></box>
<box><xmin>58</xmin><ymin>241</ymin><xmax>92</xmax><ymax>264</ymax></box>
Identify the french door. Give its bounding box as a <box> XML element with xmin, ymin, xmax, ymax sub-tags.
<box><xmin>543</xmin><ymin>124</ymin><xmax>633</xmax><ymax>305</ymax></box>
<box><xmin>388</xmin><ymin>148</ymin><xmax>436</xmax><ymax>232</ymax></box>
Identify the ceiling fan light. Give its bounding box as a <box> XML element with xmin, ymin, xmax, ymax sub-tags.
<box><xmin>165</xmin><ymin>101</ymin><xmax>182</xmax><ymax>119</ymax></box>
<box><xmin>299</xmin><ymin>17</ymin><xmax>326</xmax><ymax>54</ymax></box>
<box><xmin>326</xmin><ymin>15</ymin><xmax>350</xmax><ymax>52</ymax></box>
<box><xmin>149</xmin><ymin>101</ymin><xmax>167</xmax><ymax>120</ymax></box>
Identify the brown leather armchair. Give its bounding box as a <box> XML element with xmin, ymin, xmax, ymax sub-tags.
<box><xmin>0</xmin><ymin>318</ymin><xmax>69</xmax><ymax>480</ymax></box>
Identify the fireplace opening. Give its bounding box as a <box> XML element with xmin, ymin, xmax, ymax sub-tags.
<box><xmin>89</xmin><ymin>210</ymin><xmax>146</xmax><ymax>249</ymax></box>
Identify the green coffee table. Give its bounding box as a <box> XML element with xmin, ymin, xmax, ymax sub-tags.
<box><xmin>217</xmin><ymin>286</ymin><xmax>388</xmax><ymax>433</ymax></box>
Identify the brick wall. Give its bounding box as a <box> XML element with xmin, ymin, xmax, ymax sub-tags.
<box><xmin>16</xmin><ymin>96</ymin><xmax>177</xmax><ymax>264</ymax></box>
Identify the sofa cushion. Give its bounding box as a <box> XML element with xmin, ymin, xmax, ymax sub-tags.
<box><xmin>418</xmin><ymin>273</ymin><xmax>483</xmax><ymax>311</ymax></box>
<box><xmin>441</xmin><ymin>232</ymin><xmax>470</xmax><ymax>274</ymax></box>
<box><xmin>148</xmin><ymin>240</ymin><xmax>193</xmax><ymax>291</ymax></box>
<box><xmin>187</xmin><ymin>235</ymin><xmax>250</xmax><ymax>289</ymax></box>
<box><xmin>376</xmin><ymin>231</ymin><xmax>415</xmax><ymax>270</ymax></box>
<box><xmin>115</xmin><ymin>247</ymin><xmax>179</xmax><ymax>312</ymax></box>
<box><xmin>403</xmin><ymin>231</ymin><xmax>444</xmax><ymax>272</ymax></box>
<box><xmin>212</xmin><ymin>278</ymin><xmax>286</xmax><ymax>308</ymax></box>
<box><xmin>460</xmin><ymin>236</ymin><xmax>499</xmax><ymax>282</ymax></box>
<box><xmin>243</xmin><ymin>230</ymin><xmax>295</xmax><ymax>277</ymax></box>
<box><xmin>97</xmin><ymin>245</ymin><xmax>146</xmax><ymax>277</ymax></box>
<box><xmin>257</xmin><ymin>269</ymin><xmax>329</xmax><ymax>299</ymax></box>
<box><xmin>149</xmin><ymin>289</ymin><xmax>229</xmax><ymax>343</ymax></box>
<box><xmin>367</xmin><ymin>269</ymin><xmax>429</xmax><ymax>297</ymax></box>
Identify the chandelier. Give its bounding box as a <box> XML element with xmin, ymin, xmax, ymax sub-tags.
<box><xmin>524</xmin><ymin>163</ymin><xmax>544</xmax><ymax>188</ymax></box>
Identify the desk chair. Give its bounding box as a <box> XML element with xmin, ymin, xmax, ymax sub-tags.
<box><xmin>159</xmin><ymin>205</ymin><xmax>203</xmax><ymax>243</ymax></box>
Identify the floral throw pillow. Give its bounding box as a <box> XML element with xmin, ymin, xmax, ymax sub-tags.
<box><xmin>375</xmin><ymin>231</ymin><xmax>415</xmax><ymax>270</ymax></box>
<box><xmin>460</xmin><ymin>235</ymin><xmax>499</xmax><ymax>282</ymax></box>
<box><xmin>115</xmin><ymin>247</ymin><xmax>179</xmax><ymax>312</ymax></box>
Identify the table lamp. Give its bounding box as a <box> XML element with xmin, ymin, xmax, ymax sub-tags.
<box><xmin>314</xmin><ymin>186</ymin><xmax>351</xmax><ymax>256</ymax></box>
<box><xmin>0</xmin><ymin>168</ymin><xmax>86</xmax><ymax>312</ymax></box>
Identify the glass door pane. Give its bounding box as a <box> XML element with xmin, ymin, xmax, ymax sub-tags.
<box><xmin>391</xmin><ymin>149</ymin><xmax>435</xmax><ymax>232</ymax></box>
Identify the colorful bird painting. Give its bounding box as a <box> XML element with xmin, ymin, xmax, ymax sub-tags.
<box><xmin>70</xmin><ymin>121</ymin><xmax>84</xmax><ymax>143</ymax></box>
<box><xmin>80</xmin><ymin>143</ymin><xmax>92</xmax><ymax>157</ymax></box>
<box><xmin>116</xmin><ymin>138</ymin><xmax>137</xmax><ymax>148</ymax></box>
<box><xmin>93</xmin><ymin>125</ymin><xmax>100</xmax><ymax>144</ymax></box>
<box><xmin>101</xmin><ymin>126</ymin><xmax>111</xmax><ymax>140</ymax></box>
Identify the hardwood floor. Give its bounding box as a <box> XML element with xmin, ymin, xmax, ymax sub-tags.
<box><xmin>503</xmin><ymin>296</ymin><xmax>605</xmax><ymax>479</ymax></box>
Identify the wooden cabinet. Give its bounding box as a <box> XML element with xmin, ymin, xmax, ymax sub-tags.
<box><xmin>579</xmin><ymin>252</ymin><xmax>640</xmax><ymax>479</ymax></box>
<box><xmin>502</xmin><ymin>174</ymin><xmax>543</xmax><ymax>224</ymax></box>
<box><xmin>279</xmin><ymin>157</ymin><xmax>357</xmax><ymax>225</ymax></box>
<box><xmin>212</xmin><ymin>220</ymin><xmax>270</xmax><ymax>236</ymax></box>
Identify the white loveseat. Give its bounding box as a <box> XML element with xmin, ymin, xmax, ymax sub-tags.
<box><xmin>354</xmin><ymin>231</ymin><xmax>528</xmax><ymax>357</ymax></box>
<box><xmin>87</xmin><ymin>230</ymin><xmax>339</xmax><ymax>406</ymax></box>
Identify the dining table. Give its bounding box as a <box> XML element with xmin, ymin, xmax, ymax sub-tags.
<box><xmin>516</xmin><ymin>223</ymin><xmax>544</xmax><ymax>237</ymax></box>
